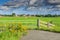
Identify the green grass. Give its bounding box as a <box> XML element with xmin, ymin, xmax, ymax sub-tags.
<box><xmin>0</xmin><ymin>17</ymin><xmax>38</xmax><ymax>29</ymax></box>
<box><xmin>0</xmin><ymin>17</ymin><xmax>60</xmax><ymax>29</ymax></box>
<box><xmin>0</xmin><ymin>17</ymin><xmax>60</xmax><ymax>40</ymax></box>
<box><xmin>0</xmin><ymin>30</ymin><xmax>22</xmax><ymax>40</ymax></box>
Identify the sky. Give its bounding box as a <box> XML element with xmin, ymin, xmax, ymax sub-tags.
<box><xmin>0</xmin><ymin>0</ymin><xmax>29</xmax><ymax>15</ymax></box>
<box><xmin>0</xmin><ymin>0</ymin><xmax>8</xmax><ymax>5</ymax></box>
<box><xmin>0</xmin><ymin>0</ymin><xmax>60</xmax><ymax>15</ymax></box>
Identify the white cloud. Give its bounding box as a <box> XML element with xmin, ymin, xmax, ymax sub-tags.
<box><xmin>0</xmin><ymin>6</ymin><xmax>11</xmax><ymax>10</ymax></box>
<box><xmin>30</xmin><ymin>0</ymin><xmax>37</xmax><ymax>5</ymax></box>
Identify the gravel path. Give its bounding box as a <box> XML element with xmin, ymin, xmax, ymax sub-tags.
<box><xmin>21</xmin><ymin>30</ymin><xmax>60</xmax><ymax>40</ymax></box>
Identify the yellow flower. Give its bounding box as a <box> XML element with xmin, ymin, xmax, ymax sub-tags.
<box><xmin>10</xmin><ymin>29</ymin><xmax>14</xmax><ymax>32</ymax></box>
<box><xmin>7</xmin><ymin>22</ymin><xmax>27</xmax><ymax>33</ymax></box>
<box><xmin>18</xmin><ymin>23</ymin><xmax>22</xmax><ymax>26</ymax></box>
<box><xmin>22</xmin><ymin>26</ymin><xmax>27</xmax><ymax>32</ymax></box>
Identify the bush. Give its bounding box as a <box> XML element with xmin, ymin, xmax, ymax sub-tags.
<box><xmin>0</xmin><ymin>22</ymin><xmax>27</xmax><ymax>40</ymax></box>
<box><xmin>9</xmin><ymin>23</ymin><xmax>27</xmax><ymax>32</ymax></box>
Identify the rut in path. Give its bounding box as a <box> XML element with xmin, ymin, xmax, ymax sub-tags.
<box><xmin>21</xmin><ymin>30</ymin><xmax>60</xmax><ymax>40</ymax></box>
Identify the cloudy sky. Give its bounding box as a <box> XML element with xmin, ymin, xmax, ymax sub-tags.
<box><xmin>0</xmin><ymin>0</ymin><xmax>60</xmax><ymax>15</ymax></box>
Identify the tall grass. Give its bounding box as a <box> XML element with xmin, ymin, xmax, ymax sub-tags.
<box><xmin>0</xmin><ymin>22</ymin><xmax>27</xmax><ymax>40</ymax></box>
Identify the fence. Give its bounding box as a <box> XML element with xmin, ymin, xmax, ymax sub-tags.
<box><xmin>0</xmin><ymin>19</ymin><xmax>55</xmax><ymax>29</ymax></box>
<box><xmin>37</xmin><ymin>19</ymin><xmax>55</xmax><ymax>28</ymax></box>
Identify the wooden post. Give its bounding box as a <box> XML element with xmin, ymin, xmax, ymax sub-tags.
<box><xmin>37</xmin><ymin>19</ymin><xmax>40</xmax><ymax>29</ymax></box>
<box><xmin>47</xmin><ymin>22</ymin><xmax>51</xmax><ymax>28</ymax></box>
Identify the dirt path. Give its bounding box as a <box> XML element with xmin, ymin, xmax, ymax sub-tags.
<box><xmin>21</xmin><ymin>30</ymin><xmax>60</xmax><ymax>40</ymax></box>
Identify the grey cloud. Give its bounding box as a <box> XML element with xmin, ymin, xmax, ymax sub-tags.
<box><xmin>3</xmin><ymin>0</ymin><xmax>29</xmax><ymax>7</ymax></box>
<box><xmin>48</xmin><ymin>0</ymin><xmax>60</xmax><ymax>3</ymax></box>
<box><xmin>0</xmin><ymin>0</ymin><xmax>60</xmax><ymax>10</ymax></box>
<box><xmin>0</xmin><ymin>0</ymin><xmax>28</xmax><ymax>10</ymax></box>
<box><xmin>3</xmin><ymin>0</ymin><xmax>40</xmax><ymax>8</ymax></box>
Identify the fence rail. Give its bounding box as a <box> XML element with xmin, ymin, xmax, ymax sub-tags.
<box><xmin>0</xmin><ymin>19</ymin><xmax>55</xmax><ymax>29</ymax></box>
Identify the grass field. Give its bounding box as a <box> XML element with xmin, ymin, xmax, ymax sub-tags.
<box><xmin>0</xmin><ymin>17</ymin><xmax>60</xmax><ymax>40</ymax></box>
<box><xmin>0</xmin><ymin>17</ymin><xmax>60</xmax><ymax>31</ymax></box>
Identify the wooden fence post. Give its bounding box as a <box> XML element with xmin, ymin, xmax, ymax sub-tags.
<box><xmin>47</xmin><ymin>22</ymin><xmax>51</xmax><ymax>28</ymax></box>
<box><xmin>37</xmin><ymin>19</ymin><xmax>40</xmax><ymax>29</ymax></box>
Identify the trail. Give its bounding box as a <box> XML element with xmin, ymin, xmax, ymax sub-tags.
<box><xmin>21</xmin><ymin>30</ymin><xmax>60</xmax><ymax>40</ymax></box>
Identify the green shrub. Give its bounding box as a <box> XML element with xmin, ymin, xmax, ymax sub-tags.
<box><xmin>0</xmin><ymin>22</ymin><xmax>27</xmax><ymax>40</ymax></box>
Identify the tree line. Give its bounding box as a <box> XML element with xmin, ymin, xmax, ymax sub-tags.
<box><xmin>35</xmin><ymin>14</ymin><xmax>60</xmax><ymax>17</ymax></box>
<box><xmin>0</xmin><ymin>13</ymin><xmax>60</xmax><ymax>17</ymax></box>
<box><xmin>0</xmin><ymin>13</ymin><xmax>16</xmax><ymax>17</ymax></box>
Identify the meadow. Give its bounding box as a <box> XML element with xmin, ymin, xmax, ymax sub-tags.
<box><xmin>0</xmin><ymin>17</ymin><xmax>60</xmax><ymax>40</ymax></box>
<box><xmin>0</xmin><ymin>17</ymin><xmax>60</xmax><ymax>28</ymax></box>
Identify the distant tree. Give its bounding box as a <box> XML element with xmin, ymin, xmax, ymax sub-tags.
<box><xmin>54</xmin><ymin>14</ymin><xmax>58</xmax><ymax>17</ymax></box>
<box><xmin>26</xmin><ymin>14</ymin><xmax>30</xmax><ymax>16</ymax></box>
<box><xmin>12</xmin><ymin>13</ymin><xmax>16</xmax><ymax>16</ymax></box>
<box><xmin>45</xmin><ymin>14</ymin><xmax>52</xmax><ymax>17</ymax></box>
<box><xmin>35</xmin><ymin>15</ymin><xmax>41</xmax><ymax>17</ymax></box>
